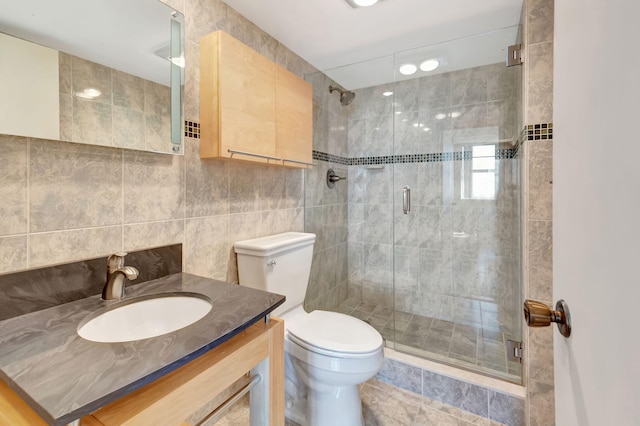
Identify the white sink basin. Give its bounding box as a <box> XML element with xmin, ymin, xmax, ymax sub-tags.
<box><xmin>78</xmin><ymin>293</ymin><xmax>212</xmax><ymax>343</ymax></box>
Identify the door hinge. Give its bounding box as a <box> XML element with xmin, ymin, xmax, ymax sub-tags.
<box><xmin>507</xmin><ymin>44</ymin><xmax>523</xmax><ymax>67</ymax></box>
<box><xmin>507</xmin><ymin>340</ymin><xmax>523</xmax><ymax>363</ymax></box>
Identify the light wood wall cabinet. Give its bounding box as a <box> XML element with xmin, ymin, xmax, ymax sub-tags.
<box><xmin>200</xmin><ymin>31</ymin><xmax>312</xmax><ymax>168</ymax></box>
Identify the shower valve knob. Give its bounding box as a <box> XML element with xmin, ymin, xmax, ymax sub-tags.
<box><xmin>523</xmin><ymin>299</ymin><xmax>572</xmax><ymax>337</ymax></box>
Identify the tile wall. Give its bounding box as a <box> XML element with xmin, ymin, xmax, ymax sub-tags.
<box><xmin>521</xmin><ymin>0</ymin><xmax>555</xmax><ymax>424</ymax></box>
<box><xmin>303</xmin><ymin>71</ymin><xmax>350</xmax><ymax>312</ymax></box>
<box><xmin>0</xmin><ymin>0</ymin><xmax>316</xmax><ymax>287</ymax></box>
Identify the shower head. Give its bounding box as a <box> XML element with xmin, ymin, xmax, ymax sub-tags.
<box><xmin>329</xmin><ymin>85</ymin><xmax>355</xmax><ymax>106</ymax></box>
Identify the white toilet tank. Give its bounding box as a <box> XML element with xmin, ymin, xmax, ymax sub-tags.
<box><xmin>234</xmin><ymin>232</ymin><xmax>316</xmax><ymax>316</ymax></box>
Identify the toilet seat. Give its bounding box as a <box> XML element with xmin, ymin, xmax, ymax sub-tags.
<box><xmin>286</xmin><ymin>310</ymin><xmax>383</xmax><ymax>358</ymax></box>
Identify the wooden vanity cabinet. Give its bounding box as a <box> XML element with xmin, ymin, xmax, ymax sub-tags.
<box><xmin>200</xmin><ymin>31</ymin><xmax>312</xmax><ymax>168</ymax></box>
<box><xmin>0</xmin><ymin>318</ymin><xmax>285</xmax><ymax>426</ymax></box>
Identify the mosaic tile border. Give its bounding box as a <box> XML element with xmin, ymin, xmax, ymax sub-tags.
<box><xmin>311</xmin><ymin>150</ymin><xmax>349</xmax><ymax>165</ymax></box>
<box><xmin>185</xmin><ymin>120</ymin><xmax>200</xmax><ymax>139</ymax></box>
<box><xmin>313</xmin><ymin>149</ymin><xmax>516</xmax><ymax>166</ymax></box>
<box><xmin>525</xmin><ymin>123</ymin><xmax>553</xmax><ymax>141</ymax></box>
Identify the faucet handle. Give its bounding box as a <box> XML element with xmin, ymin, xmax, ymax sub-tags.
<box><xmin>107</xmin><ymin>252</ymin><xmax>128</xmax><ymax>272</ymax></box>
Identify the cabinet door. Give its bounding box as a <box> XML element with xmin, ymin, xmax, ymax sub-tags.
<box><xmin>275</xmin><ymin>65</ymin><xmax>312</xmax><ymax>168</ymax></box>
<box><xmin>200</xmin><ymin>31</ymin><xmax>277</xmax><ymax>163</ymax></box>
<box><xmin>219</xmin><ymin>33</ymin><xmax>276</xmax><ymax>163</ymax></box>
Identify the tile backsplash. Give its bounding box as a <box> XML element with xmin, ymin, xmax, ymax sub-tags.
<box><xmin>0</xmin><ymin>244</ymin><xmax>181</xmax><ymax>320</ymax></box>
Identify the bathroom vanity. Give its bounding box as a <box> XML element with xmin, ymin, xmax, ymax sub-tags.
<box><xmin>0</xmin><ymin>273</ymin><xmax>285</xmax><ymax>425</ymax></box>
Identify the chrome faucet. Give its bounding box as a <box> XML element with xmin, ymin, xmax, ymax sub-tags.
<box><xmin>102</xmin><ymin>252</ymin><xmax>139</xmax><ymax>300</ymax></box>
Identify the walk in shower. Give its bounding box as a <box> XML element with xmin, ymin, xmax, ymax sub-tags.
<box><xmin>305</xmin><ymin>27</ymin><xmax>523</xmax><ymax>383</ymax></box>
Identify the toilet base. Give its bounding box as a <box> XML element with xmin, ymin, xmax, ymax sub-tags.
<box><xmin>286</xmin><ymin>385</ymin><xmax>364</xmax><ymax>426</ymax></box>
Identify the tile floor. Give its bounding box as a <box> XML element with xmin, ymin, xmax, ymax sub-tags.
<box><xmin>214</xmin><ymin>378</ymin><xmax>506</xmax><ymax>425</ymax></box>
<box><xmin>335</xmin><ymin>300</ymin><xmax>521</xmax><ymax>380</ymax></box>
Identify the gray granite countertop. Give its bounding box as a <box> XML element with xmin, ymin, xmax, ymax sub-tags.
<box><xmin>0</xmin><ymin>273</ymin><xmax>285</xmax><ymax>425</ymax></box>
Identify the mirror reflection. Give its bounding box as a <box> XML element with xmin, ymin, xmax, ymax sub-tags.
<box><xmin>0</xmin><ymin>0</ymin><xmax>184</xmax><ymax>154</ymax></box>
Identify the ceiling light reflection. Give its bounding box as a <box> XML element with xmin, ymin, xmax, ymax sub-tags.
<box><xmin>420</xmin><ymin>59</ymin><xmax>439</xmax><ymax>72</ymax></box>
<box><xmin>398</xmin><ymin>64</ymin><xmax>417</xmax><ymax>75</ymax></box>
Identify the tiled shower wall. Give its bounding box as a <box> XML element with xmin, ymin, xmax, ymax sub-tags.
<box><xmin>0</xmin><ymin>0</ymin><xmax>316</xmax><ymax>286</ymax></box>
<box><xmin>345</xmin><ymin>62</ymin><xmax>522</xmax><ymax>336</ymax></box>
<box><xmin>302</xmin><ymin>72</ymin><xmax>350</xmax><ymax>312</ymax></box>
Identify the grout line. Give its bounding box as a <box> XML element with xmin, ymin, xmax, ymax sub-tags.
<box><xmin>26</xmin><ymin>137</ymin><xmax>31</xmax><ymax>268</ymax></box>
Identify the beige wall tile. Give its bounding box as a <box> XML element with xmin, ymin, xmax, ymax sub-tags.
<box><xmin>113</xmin><ymin>70</ymin><xmax>145</xmax><ymax>111</ymax></box>
<box><xmin>123</xmin><ymin>220</ymin><xmax>184</xmax><ymax>252</ymax></box>
<box><xmin>29</xmin><ymin>226</ymin><xmax>121</xmax><ymax>268</ymax></box>
<box><xmin>528</xmin><ymin>326</ymin><xmax>554</xmax><ymax>384</ymax></box>
<box><xmin>185</xmin><ymin>138</ymin><xmax>229</xmax><ymax>218</ymax></box>
<box><xmin>225</xmin><ymin>5</ymin><xmax>262</xmax><ymax>50</ymax></box>
<box><xmin>526</xmin><ymin>42</ymin><xmax>554</xmax><ymax>124</ymax></box>
<box><xmin>228</xmin><ymin>212</ymin><xmax>263</xmax><ymax>243</ymax></box>
<box><xmin>72</xmin><ymin>98</ymin><xmax>113</xmax><ymax>146</ymax></box>
<box><xmin>71</xmin><ymin>57</ymin><xmax>112</xmax><ymax>105</ymax></box>
<box><xmin>261</xmin><ymin>208</ymin><xmax>304</xmax><ymax>235</ymax></box>
<box><xmin>529</xmin><ymin>140</ymin><xmax>553</xmax><ymax>221</ymax></box>
<box><xmin>185</xmin><ymin>0</ymin><xmax>227</xmax><ymax>44</ymax></box>
<box><xmin>145</xmin><ymin>114</ymin><xmax>173</xmax><ymax>152</ymax></box>
<box><xmin>59</xmin><ymin>94</ymin><xmax>73</xmax><ymax>141</ymax></box>
<box><xmin>29</xmin><ymin>139</ymin><xmax>122</xmax><ymax>232</ymax></box>
<box><xmin>144</xmin><ymin>81</ymin><xmax>171</xmax><ymax>117</ymax></box>
<box><xmin>184</xmin><ymin>215</ymin><xmax>229</xmax><ymax>280</ymax></box>
<box><xmin>529</xmin><ymin>380</ymin><xmax>555</xmax><ymax>426</ymax></box>
<box><xmin>229</xmin><ymin>163</ymin><xmax>262</xmax><ymax>214</ymax></box>
<box><xmin>0</xmin><ymin>135</ymin><xmax>28</xmax><ymax>236</ymax></box>
<box><xmin>58</xmin><ymin>52</ymin><xmax>72</xmax><ymax>95</ymax></box>
<box><xmin>113</xmin><ymin>107</ymin><xmax>145</xmax><ymax>150</ymax></box>
<box><xmin>123</xmin><ymin>150</ymin><xmax>185</xmax><ymax>223</ymax></box>
<box><xmin>528</xmin><ymin>219</ymin><xmax>552</xmax><ymax>301</ymax></box>
<box><xmin>528</xmin><ymin>0</ymin><xmax>554</xmax><ymax>44</ymax></box>
<box><xmin>0</xmin><ymin>236</ymin><xmax>28</xmax><ymax>273</ymax></box>
<box><xmin>184</xmin><ymin>39</ymin><xmax>199</xmax><ymax>121</ymax></box>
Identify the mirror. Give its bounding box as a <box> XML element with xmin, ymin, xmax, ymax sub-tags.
<box><xmin>0</xmin><ymin>0</ymin><xmax>184</xmax><ymax>154</ymax></box>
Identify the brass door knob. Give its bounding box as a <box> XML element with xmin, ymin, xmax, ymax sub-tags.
<box><xmin>523</xmin><ymin>299</ymin><xmax>572</xmax><ymax>337</ymax></box>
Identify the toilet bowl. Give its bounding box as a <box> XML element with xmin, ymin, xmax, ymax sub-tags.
<box><xmin>281</xmin><ymin>306</ymin><xmax>383</xmax><ymax>425</ymax></box>
<box><xmin>234</xmin><ymin>233</ymin><xmax>384</xmax><ymax>425</ymax></box>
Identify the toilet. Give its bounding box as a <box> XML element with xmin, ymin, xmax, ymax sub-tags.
<box><xmin>234</xmin><ymin>232</ymin><xmax>384</xmax><ymax>426</ymax></box>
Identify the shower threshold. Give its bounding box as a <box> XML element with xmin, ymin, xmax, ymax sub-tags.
<box><xmin>336</xmin><ymin>300</ymin><xmax>522</xmax><ymax>384</ymax></box>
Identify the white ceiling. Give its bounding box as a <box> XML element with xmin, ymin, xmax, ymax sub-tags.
<box><xmin>224</xmin><ymin>0</ymin><xmax>523</xmax><ymax>88</ymax></box>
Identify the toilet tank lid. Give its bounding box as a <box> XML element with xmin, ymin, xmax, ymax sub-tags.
<box><xmin>234</xmin><ymin>232</ymin><xmax>316</xmax><ymax>256</ymax></box>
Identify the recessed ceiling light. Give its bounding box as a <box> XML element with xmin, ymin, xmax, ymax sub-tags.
<box><xmin>395</xmin><ymin>111</ymin><xmax>402</xmax><ymax>115</ymax></box>
<box><xmin>382</xmin><ymin>91</ymin><xmax>393</xmax><ymax>97</ymax></box>
<box><xmin>345</xmin><ymin>0</ymin><xmax>379</xmax><ymax>8</ymax></box>
<box><xmin>398</xmin><ymin>64</ymin><xmax>417</xmax><ymax>76</ymax></box>
<box><xmin>435</xmin><ymin>113</ymin><xmax>447</xmax><ymax>120</ymax></box>
<box><xmin>450</xmin><ymin>111</ymin><xmax>461</xmax><ymax>118</ymax></box>
<box><xmin>420</xmin><ymin>59</ymin><xmax>439</xmax><ymax>72</ymax></box>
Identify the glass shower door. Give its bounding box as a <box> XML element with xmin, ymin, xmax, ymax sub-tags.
<box><xmin>390</xmin><ymin>31</ymin><xmax>523</xmax><ymax>382</ymax></box>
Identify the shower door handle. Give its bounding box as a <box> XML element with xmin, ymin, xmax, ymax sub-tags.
<box><xmin>402</xmin><ymin>185</ymin><xmax>411</xmax><ymax>214</ymax></box>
